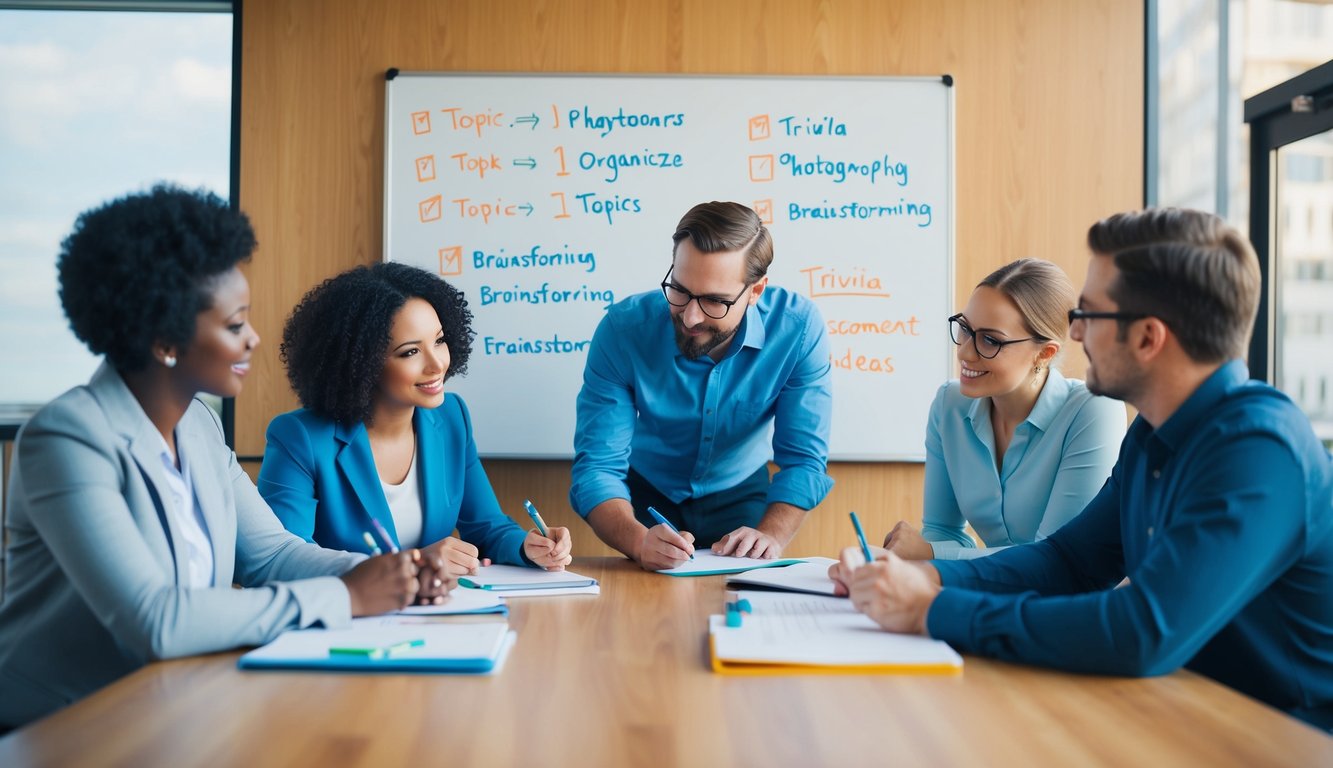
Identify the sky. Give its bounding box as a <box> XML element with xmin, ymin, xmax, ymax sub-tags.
<box><xmin>0</xmin><ymin>9</ymin><xmax>232</xmax><ymax>405</ymax></box>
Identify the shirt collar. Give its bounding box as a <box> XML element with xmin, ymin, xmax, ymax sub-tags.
<box><xmin>964</xmin><ymin>367</ymin><xmax>1071</xmax><ymax>432</ymax></box>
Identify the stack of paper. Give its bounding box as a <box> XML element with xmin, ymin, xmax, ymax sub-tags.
<box><xmin>239</xmin><ymin>621</ymin><xmax>515</xmax><ymax>674</ymax></box>
<box><xmin>709</xmin><ymin>591</ymin><xmax>962</xmax><ymax>675</ymax></box>
<box><xmin>458</xmin><ymin>564</ymin><xmax>600</xmax><ymax>596</ymax></box>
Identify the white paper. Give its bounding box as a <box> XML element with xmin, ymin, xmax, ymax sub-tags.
<box><xmin>393</xmin><ymin>589</ymin><xmax>506</xmax><ymax>615</ymax></box>
<box><xmin>457</xmin><ymin>564</ymin><xmax>599</xmax><ymax>596</ymax></box>
<box><xmin>657</xmin><ymin>550</ymin><xmax>804</xmax><ymax>577</ymax></box>
<box><xmin>724</xmin><ymin>557</ymin><xmax>841</xmax><ymax>595</ymax></box>
<box><xmin>710</xmin><ymin>612</ymin><xmax>962</xmax><ymax>668</ymax></box>
<box><xmin>242</xmin><ymin>622</ymin><xmax>509</xmax><ymax>665</ymax></box>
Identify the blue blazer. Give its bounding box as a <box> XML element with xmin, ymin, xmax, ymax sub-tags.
<box><xmin>258</xmin><ymin>394</ymin><xmax>528</xmax><ymax>565</ymax></box>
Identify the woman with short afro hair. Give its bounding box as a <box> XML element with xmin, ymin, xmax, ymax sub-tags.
<box><xmin>259</xmin><ymin>262</ymin><xmax>573</xmax><ymax>574</ymax></box>
<box><xmin>0</xmin><ymin>185</ymin><xmax>422</xmax><ymax>730</ymax></box>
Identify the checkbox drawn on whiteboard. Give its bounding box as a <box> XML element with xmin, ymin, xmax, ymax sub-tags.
<box><xmin>419</xmin><ymin>195</ymin><xmax>442</xmax><ymax>223</ymax></box>
<box><xmin>415</xmin><ymin>155</ymin><xmax>436</xmax><ymax>182</ymax></box>
<box><xmin>439</xmin><ymin>246</ymin><xmax>463</xmax><ymax>276</ymax></box>
<box><xmin>749</xmin><ymin>155</ymin><xmax>775</xmax><ymax>182</ymax></box>
<box><xmin>753</xmin><ymin>200</ymin><xmax>774</xmax><ymax>224</ymax></box>
<box><xmin>411</xmin><ymin>111</ymin><xmax>432</xmax><ymax>134</ymax></box>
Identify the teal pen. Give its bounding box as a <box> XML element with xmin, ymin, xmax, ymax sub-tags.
<box><xmin>329</xmin><ymin>638</ymin><xmax>425</xmax><ymax>659</ymax></box>
<box><xmin>646</xmin><ymin>505</ymin><xmax>693</xmax><ymax>560</ymax></box>
<box><xmin>361</xmin><ymin>531</ymin><xmax>383</xmax><ymax>556</ymax></box>
<box><xmin>848</xmin><ymin>511</ymin><xmax>873</xmax><ymax>564</ymax></box>
<box><xmin>524</xmin><ymin>499</ymin><xmax>550</xmax><ymax>537</ymax></box>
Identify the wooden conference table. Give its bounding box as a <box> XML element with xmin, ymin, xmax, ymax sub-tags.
<box><xmin>1</xmin><ymin>557</ymin><xmax>1329</xmax><ymax>767</ymax></box>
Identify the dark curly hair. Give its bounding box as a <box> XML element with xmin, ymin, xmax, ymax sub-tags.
<box><xmin>281</xmin><ymin>262</ymin><xmax>474</xmax><ymax>425</ymax></box>
<box><xmin>57</xmin><ymin>184</ymin><xmax>256</xmax><ymax>373</ymax></box>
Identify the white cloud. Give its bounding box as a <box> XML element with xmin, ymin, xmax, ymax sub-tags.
<box><xmin>172</xmin><ymin>58</ymin><xmax>230</xmax><ymax>107</ymax></box>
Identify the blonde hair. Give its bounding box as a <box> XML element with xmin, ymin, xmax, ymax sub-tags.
<box><xmin>977</xmin><ymin>258</ymin><xmax>1075</xmax><ymax>358</ymax></box>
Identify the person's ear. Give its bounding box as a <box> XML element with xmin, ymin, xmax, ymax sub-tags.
<box><xmin>153</xmin><ymin>343</ymin><xmax>180</xmax><ymax>369</ymax></box>
<box><xmin>748</xmin><ymin>275</ymin><xmax>768</xmax><ymax>305</ymax></box>
<box><xmin>1132</xmin><ymin>317</ymin><xmax>1170</xmax><ymax>362</ymax></box>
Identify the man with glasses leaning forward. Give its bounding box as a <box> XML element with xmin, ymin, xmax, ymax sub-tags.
<box><xmin>571</xmin><ymin>201</ymin><xmax>833</xmax><ymax>570</ymax></box>
<box><xmin>831</xmin><ymin>207</ymin><xmax>1333</xmax><ymax>730</ymax></box>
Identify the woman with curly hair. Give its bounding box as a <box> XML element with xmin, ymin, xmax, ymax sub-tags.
<box><xmin>258</xmin><ymin>263</ymin><xmax>572</xmax><ymax>574</ymax></box>
<box><xmin>0</xmin><ymin>185</ymin><xmax>424</xmax><ymax>730</ymax></box>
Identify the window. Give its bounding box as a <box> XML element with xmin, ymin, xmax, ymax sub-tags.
<box><xmin>0</xmin><ymin>5</ymin><xmax>232</xmax><ymax>417</ymax></box>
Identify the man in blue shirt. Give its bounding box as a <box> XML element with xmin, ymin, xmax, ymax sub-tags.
<box><xmin>571</xmin><ymin>201</ymin><xmax>833</xmax><ymax>570</ymax></box>
<box><xmin>833</xmin><ymin>207</ymin><xmax>1333</xmax><ymax>729</ymax></box>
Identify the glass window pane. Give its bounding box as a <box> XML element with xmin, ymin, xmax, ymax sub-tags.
<box><xmin>0</xmin><ymin>10</ymin><xmax>232</xmax><ymax>413</ymax></box>
<box><xmin>1274</xmin><ymin>130</ymin><xmax>1333</xmax><ymax>449</ymax></box>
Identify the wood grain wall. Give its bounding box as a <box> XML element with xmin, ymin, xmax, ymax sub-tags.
<box><xmin>237</xmin><ymin>0</ymin><xmax>1143</xmax><ymax>557</ymax></box>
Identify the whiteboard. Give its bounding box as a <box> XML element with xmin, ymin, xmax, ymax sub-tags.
<box><xmin>384</xmin><ymin>72</ymin><xmax>954</xmax><ymax>460</ymax></box>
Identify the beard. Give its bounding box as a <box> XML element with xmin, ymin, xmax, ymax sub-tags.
<box><xmin>673</xmin><ymin>314</ymin><xmax>739</xmax><ymax>360</ymax></box>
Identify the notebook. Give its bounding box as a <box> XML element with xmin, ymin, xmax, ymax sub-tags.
<box><xmin>238</xmin><ymin>621</ymin><xmax>514</xmax><ymax>674</ymax></box>
<box><xmin>657</xmin><ymin>550</ymin><xmax>804</xmax><ymax>577</ymax></box>
<box><xmin>392</xmin><ymin>588</ymin><xmax>507</xmax><ymax>616</ymax></box>
<box><xmin>457</xmin><ymin>564</ymin><xmax>599</xmax><ymax>596</ymax></box>
<box><xmin>724</xmin><ymin>557</ymin><xmax>840</xmax><ymax>595</ymax></box>
<box><xmin>709</xmin><ymin>591</ymin><xmax>963</xmax><ymax>675</ymax></box>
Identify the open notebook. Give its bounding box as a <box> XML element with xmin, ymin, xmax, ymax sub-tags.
<box><xmin>724</xmin><ymin>557</ymin><xmax>840</xmax><ymax>595</ymax></box>
<box><xmin>239</xmin><ymin>621</ymin><xmax>515</xmax><ymax>674</ymax></box>
<box><xmin>657</xmin><ymin>550</ymin><xmax>804</xmax><ymax>577</ymax></box>
<box><xmin>709</xmin><ymin>591</ymin><xmax>962</xmax><ymax>675</ymax></box>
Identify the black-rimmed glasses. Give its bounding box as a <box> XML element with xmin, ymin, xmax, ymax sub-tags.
<box><xmin>1067</xmin><ymin>308</ymin><xmax>1148</xmax><ymax>325</ymax></box>
<box><xmin>661</xmin><ymin>267</ymin><xmax>751</xmax><ymax>320</ymax></box>
<box><xmin>948</xmin><ymin>313</ymin><xmax>1037</xmax><ymax>359</ymax></box>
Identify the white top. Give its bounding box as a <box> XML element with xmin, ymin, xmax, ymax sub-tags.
<box><xmin>381</xmin><ymin>449</ymin><xmax>423</xmax><ymax>549</ymax></box>
<box><xmin>154</xmin><ymin>430</ymin><xmax>215</xmax><ymax>587</ymax></box>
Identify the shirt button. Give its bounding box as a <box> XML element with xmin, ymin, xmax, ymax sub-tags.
<box><xmin>1152</xmin><ymin>470</ymin><xmax>1161</xmax><ymax>479</ymax></box>
<box><xmin>706</xmin><ymin>409</ymin><xmax>713</xmax><ymax>414</ymax></box>
<box><xmin>1147</xmin><ymin>526</ymin><xmax>1154</xmax><ymax>538</ymax></box>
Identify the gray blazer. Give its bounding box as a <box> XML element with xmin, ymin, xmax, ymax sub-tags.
<box><xmin>0</xmin><ymin>364</ymin><xmax>364</xmax><ymax>728</ymax></box>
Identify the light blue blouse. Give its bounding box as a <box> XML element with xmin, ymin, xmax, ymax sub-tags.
<box><xmin>922</xmin><ymin>369</ymin><xmax>1126</xmax><ymax>559</ymax></box>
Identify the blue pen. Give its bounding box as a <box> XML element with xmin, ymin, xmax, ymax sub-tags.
<box><xmin>646</xmin><ymin>505</ymin><xmax>693</xmax><ymax>560</ymax></box>
<box><xmin>848</xmin><ymin>510</ymin><xmax>873</xmax><ymax>564</ymax></box>
<box><xmin>369</xmin><ymin>517</ymin><xmax>399</xmax><ymax>554</ymax></box>
<box><xmin>361</xmin><ymin>531</ymin><xmax>383</xmax><ymax>556</ymax></box>
<box><xmin>524</xmin><ymin>499</ymin><xmax>550</xmax><ymax>537</ymax></box>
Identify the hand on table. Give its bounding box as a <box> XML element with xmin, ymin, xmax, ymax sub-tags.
<box><xmin>422</xmin><ymin>536</ymin><xmax>491</xmax><ymax>577</ymax></box>
<box><xmin>712</xmin><ymin>526</ymin><xmax>782</xmax><ymax>559</ymax></box>
<box><xmin>882</xmin><ymin>521</ymin><xmax>934</xmax><ymax>560</ymax></box>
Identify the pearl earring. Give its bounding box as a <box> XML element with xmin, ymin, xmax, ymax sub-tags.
<box><xmin>164</xmin><ymin>355</ymin><xmax>177</xmax><ymax>368</ymax></box>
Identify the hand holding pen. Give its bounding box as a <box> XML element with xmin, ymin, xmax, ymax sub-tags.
<box><xmin>522</xmin><ymin>500</ymin><xmax>574</xmax><ymax>571</ymax></box>
<box><xmin>637</xmin><ymin>506</ymin><xmax>695</xmax><ymax>571</ymax></box>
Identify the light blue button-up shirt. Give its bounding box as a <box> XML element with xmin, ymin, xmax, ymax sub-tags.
<box><xmin>570</xmin><ymin>286</ymin><xmax>833</xmax><ymax>517</ymax></box>
<box><xmin>922</xmin><ymin>369</ymin><xmax>1126</xmax><ymax>559</ymax></box>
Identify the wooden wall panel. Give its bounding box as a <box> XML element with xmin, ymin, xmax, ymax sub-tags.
<box><xmin>239</xmin><ymin>0</ymin><xmax>1142</xmax><ymax>558</ymax></box>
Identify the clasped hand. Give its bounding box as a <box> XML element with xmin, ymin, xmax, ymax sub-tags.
<box><xmin>341</xmin><ymin>549</ymin><xmax>458</xmax><ymax>616</ymax></box>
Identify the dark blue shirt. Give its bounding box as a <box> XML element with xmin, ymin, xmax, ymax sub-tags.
<box><xmin>928</xmin><ymin>360</ymin><xmax>1333</xmax><ymax>729</ymax></box>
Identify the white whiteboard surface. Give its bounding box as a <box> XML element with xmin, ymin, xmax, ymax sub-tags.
<box><xmin>384</xmin><ymin>72</ymin><xmax>953</xmax><ymax>460</ymax></box>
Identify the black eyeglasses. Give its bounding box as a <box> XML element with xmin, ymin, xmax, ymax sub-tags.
<box><xmin>1067</xmin><ymin>308</ymin><xmax>1148</xmax><ymax>325</ymax></box>
<box><xmin>661</xmin><ymin>267</ymin><xmax>751</xmax><ymax>320</ymax></box>
<box><xmin>948</xmin><ymin>313</ymin><xmax>1037</xmax><ymax>359</ymax></box>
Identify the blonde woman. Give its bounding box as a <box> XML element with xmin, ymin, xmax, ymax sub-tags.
<box><xmin>884</xmin><ymin>259</ymin><xmax>1126</xmax><ymax>560</ymax></box>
